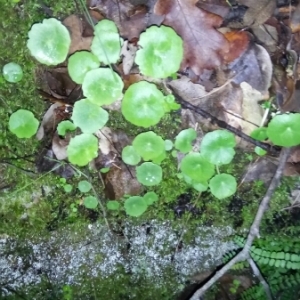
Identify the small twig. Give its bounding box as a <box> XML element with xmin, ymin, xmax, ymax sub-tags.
<box><xmin>169</xmin><ymin>86</ymin><xmax>281</xmax><ymax>156</ymax></box>
<box><xmin>248</xmin><ymin>257</ymin><xmax>273</xmax><ymax>300</ymax></box>
<box><xmin>189</xmin><ymin>148</ymin><xmax>290</xmax><ymax>300</ymax></box>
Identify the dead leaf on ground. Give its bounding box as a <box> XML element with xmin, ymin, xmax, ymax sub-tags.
<box><xmin>154</xmin><ymin>0</ymin><xmax>230</xmax><ymax>76</ymax></box>
<box><xmin>63</xmin><ymin>15</ymin><xmax>93</xmax><ymax>54</ymax></box>
<box><xmin>92</xmin><ymin>127</ymin><xmax>142</xmax><ymax>199</ymax></box>
<box><xmin>227</xmin><ymin>42</ymin><xmax>273</xmax><ymax>96</ymax></box>
<box><xmin>88</xmin><ymin>0</ymin><xmax>149</xmax><ymax>40</ymax></box>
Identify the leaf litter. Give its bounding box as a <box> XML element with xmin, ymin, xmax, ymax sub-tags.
<box><xmin>26</xmin><ymin>0</ymin><xmax>300</xmax><ymax>292</ymax></box>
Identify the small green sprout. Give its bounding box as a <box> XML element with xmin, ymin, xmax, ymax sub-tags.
<box><xmin>83</xmin><ymin>196</ymin><xmax>98</xmax><ymax>209</ymax></box>
<box><xmin>27</xmin><ymin>18</ymin><xmax>71</xmax><ymax>65</ymax></box>
<box><xmin>68</xmin><ymin>51</ymin><xmax>100</xmax><ymax>84</ymax></box>
<box><xmin>57</xmin><ymin>120</ymin><xmax>76</xmax><ymax>136</ymax></box>
<box><xmin>91</xmin><ymin>19</ymin><xmax>123</xmax><ymax>65</ymax></box>
<box><xmin>136</xmin><ymin>162</ymin><xmax>163</xmax><ymax>186</ymax></box>
<box><xmin>78</xmin><ymin>180</ymin><xmax>92</xmax><ymax>193</ymax></box>
<box><xmin>2</xmin><ymin>62</ymin><xmax>23</xmax><ymax>83</ymax></box>
<box><xmin>124</xmin><ymin>196</ymin><xmax>148</xmax><ymax>217</ymax></box>
<box><xmin>121</xmin><ymin>145</ymin><xmax>141</xmax><ymax>166</ymax></box>
<box><xmin>132</xmin><ymin>131</ymin><xmax>165</xmax><ymax>161</ymax></box>
<box><xmin>121</xmin><ymin>81</ymin><xmax>166</xmax><ymax>127</ymax></box>
<box><xmin>67</xmin><ymin>133</ymin><xmax>98</xmax><ymax>166</ymax></box>
<box><xmin>82</xmin><ymin>68</ymin><xmax>123</xmax><ymax>106</ymax></box>
<box><xmin>135</xmin><ymin>25</ymin><xmax>183</xmax><ymax>78</ymax></box>
<box><xmin>200</xmin><ymin>130</ymin><xmax>236</xmax><ymax>165</ymax></box>
<box><xmin>267</xmin><ymin>113</ymin><xmax>300</xmax><ymax>147</ymax></box>
<box><xmin>9</xmin><ymin>109</ymin><xmax>39</xmax><ymax>138</ymax></box>
<box><xmin>209</xmin><ymin>173</ymin><xmax>237</xmax><ymax>199</ymax></box>
<box><xmin>71</xmin><ymin>99</ymin><xmax>109</xmax><ymax>133</ymax></box>
<box><xmin>175</xmin><ymin>128</ymin><xmax>197</xmax><ymax>153</ymax></box>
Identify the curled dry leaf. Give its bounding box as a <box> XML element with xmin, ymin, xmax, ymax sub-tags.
<box><xmin>228</xmin><ymin>43</ymin><xmax>273</xmax><ymax>96</ymax></box>
<box><xmin>36</xmin><ymin>103</ymin><xmax>62</xmax><ymax>140</ymax></box>
<box><xmin>63</xmin><ymin>15</ymin><xmax>93</xmax><ymax>54</ymax></box>
<box><xmin>88</xmin><ymin>0</ymin><xmax>149</xmax><ymax>40</ymax></box>
<box><xmin>121</xmin><ymin>40</ymin><xmax>137</xmax><ymax>75</ymax></box>
<box><xmin>52</xmin><ymin>132</ymin><xmax>71</xmax><ymax>160</ymax></box>
<box><xmin>154</xmin><ymin>0</ymin><xmax>230</xmax><ymax>76</ymax></box>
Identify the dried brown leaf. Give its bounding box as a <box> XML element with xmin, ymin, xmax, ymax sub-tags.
<box><xmin>154</xmin><ymin>0</ymin><xmax>230</xmax><ymax>76</ymax></box>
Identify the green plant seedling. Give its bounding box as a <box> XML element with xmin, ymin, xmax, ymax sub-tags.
<box><xmin>136</xmin><ymin>162</ymin><xmax>163</xmax><ymax>186</ymax></box>
<box><xmin>152</xmin><ymin>150</ymin><xmax>166</xmax><ymax>165</ymax></box>
<box><xmin>78</xmin><ymin>180</ymin><xmax>92</xmax><ymax>193</ymax></box>
<box><xmin>57</xmin><ymin>120</ymin><xmax>76</xmax><ymax>136</ymax></box>
<box><xmin>135</xmin><ymin>25</ymin><xmax>183</xmax><ymax>78</ymax></box>
<box><xmin>2</xmin><ymin>62</ymin><xmax>23</xmax><ymax>83</ymax></box>
<box><xmin>132</xmin><ymin>131</ymin><xmax>165</xmax><ymax>161</ymax></box>
<box><xmin>180</xmin><ymin>152</ymin><xmax>215</xmax><ymax>182</ymax></box>
<box><xmin>9</xmin><ymin>109</ymin><xmax>39</xmax><ymax>138</ymax></box>
<box><xmin>63</xmin><ymin>184</ymin><xmax>73</xmax><ymax>193</ymax></box>
<box><xmin>83</xmin><ymin>196</ymin><xmax>98</xmax><ymax>209</ymax></box>
<box><xmin>67</xmin><ymin>133</ymin><xmax>98</xmax><ymax>166</ymax></box>
<box><xmin>209</xmin><ymin>173</ymin><xmax>237</xmax><ymax>199</ymax></box>
<box><xmin>124</xmin><ymin>196</ymin><xmax>148</xmax><ymax>217</ymax></box>
<box><xmin>122</xmin><ymin>81</ymin><xmax>166</xmax><ymax>128</ymax></box>
<box><xmin>267</xmin><ymin>113</ymin><xmax>300</xmax><ymax>147</ymax></box>
<box><xmin>254</xmin><ymin>146</ymin><xmax>267</xmax><ymax>156</ymax></box>
<box><xmin>27</xmin><ymin>18</ymin><xmax>71</xmax><ymax>65</ymax></box>
<box><xmin>164</xmin><ymin>139</ymin><xmax>173</xmax><ymax>151</ymax></box>
<box><xmin>91</xmin><ymin>19</ymin><xmax>123</xmax><ymax>65</ymax></box>
<box><xmin>100</xmin><ymin>167</ymin><xmax>110</xmax><ymax>173</ymax></box>
<box><xmin>82</xmin><ymin>68</ymin><xmax>123</xmax><ymax>106</ymax></box>
<box><xmin>143</xmin><ymin>191</ymin><xmax>158</xmax><ymax>205</ymax></box>
<box><xmin>107</xmin><ymin>200</ymin><xmax>120</xmax><ymax>210</ymax></box>
<box><xmin>122</xmin><ymin>145</ymin><xmax>141</xmax><ymax>166</ymax></box>
<box><xmin>182</xmin><ymin>174</ymin><xmax>208</xmax><ymax>192</ymax></box>
<box><xmin>250</xmin><ymin>127</ymin><xmax>268</xmax><ymax>141</ymax></box>
<box><xmin>163</xmin><ymin>94</ymin><xmax>180</xmax><ymax>112</ymax></box>
<box><xmin>71</xmin><ymin>99</ymin><xmax>108</xmax><ymax>133</ymax></box>
<box><xmin>68</xmin><ymin>51</ymin><xmax>100</xmax><ymax>84</ymax></box>
<box><xmin>175</xmin><ymin>128</ymin><xmax>197</xmax><ymax>153</ymax></box>
<box><xmin>200</xmin><ymin>130</ymin><xmax>236</xmax><ymax>165</ymax></box>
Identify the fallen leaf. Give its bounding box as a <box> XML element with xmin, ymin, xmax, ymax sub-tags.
<box><xmin>88</xmin><ymin>0</ymin><xmax>149</xmax><ymax>40</ymax></box>
<box><xmin>227</xmin><ymin>43</ymin><xmax>273</xmax><ymax>96</ymax></box>
<box><xmin>154</xmin><ymin>0</ymin><xmax>230</xmax><ymax>76</ymax></box>
<box><xmin>223</xmin><ymin>30</ymin><xmax>250</xmax><ymax>63</ymax></box>
<box><xmin>63</xmin><ymin>15</ymin><xmax>93</xmax><ymax>54</ymax></box>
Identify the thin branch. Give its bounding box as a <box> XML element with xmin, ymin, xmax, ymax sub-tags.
<box><xmin>248</xmin><ymin>257</ymin><xmax>273</xmax><ymax>300</ymax></box>
<box><xmin>189</xmin><ymin>147</ymin><xmax>290</xmax><ymax>300</ymax></box>
<box><xmin>169</xmin><ymin>86</ymin><xmax>281</xmax><ymax>156</ymax></box>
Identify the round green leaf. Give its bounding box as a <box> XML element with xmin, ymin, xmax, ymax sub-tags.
<box><xmin>143</xmin><ymin>191</ymin><xmax>158</xmax><ymax>205</ymax></box>
<box><xmin>122</xmin><ymin>145</ymin><xmax>141</xmax><ymax>166</ymax></box>
<box><xmin>82</xmin><ymin>68</ymin><xmax>123</xmax><ymax>106</ymax></box>
<box><xmin>135</xmin><ymin>25</ymin><xmax>183</xmax><ymax>78</ymax></box>
<box><xmin>180</xmin><ymin>152</ymin><xmax>215</xmax><ymax>182</ymax></box>
<box><xmin>165</xmin><ymin>139</ymin><xmax>173</xmax><ymax>151</ymax></box>
<box><xmin>122</xmin><ymin>81</ymin><xmax>165</xmax><ymax>127</ymax></box>
<box><xmin>84</xmin><ymin>196</ymin><xmax>98</xmax><ymax>209</ymax></box>
<box><xmin>250</xmin><ymin>127</ymin><xmax>268</xmax><ymax>141</ymax></box>
<box><xmin>209</xmin><ymin>174</ymin><xmax>237</xmax><ymax>199</ymax></box>
<box><xmin>175</xmin><ymin>128</ymin><xmax>197</xmax><ymax>153</ymax></box>
<box><xmin>132</xmin><ymin>131</ymin><xmax>165</xmax><ymax>161</ymax></box>
<box><xmin>71</xmin><ymin>99</ymin><xmax>109</xmax><ymax>133</ymax></box>
<box><xmin>200</xmin><ymin>130</ymin><xmax>236</xmax><ymax>165</ymax></box>
<box><xmin>152</xmin><ymin>150</ymin><xmax>166</xmax><ymax>165</ymax></box>
<box><xmin>57</xmin><ymin>120</ymin><xmax>76</xmax><ymax>136</ymax></box>
<box><xmin>136</xmin><ymin>162</ymin><xmax>162</xmax><ymax>186</ymax></box>
<box><xmin>68</xmin><ymin>51</ymin><xmax>99</xmax><ymax>84</ymax></box>
<box><xmin>107</xmin><ymin>200</ymin><xmax>120</xmax><ymax>210</ymax></box>
<box><xmin>91</xmin><ymin>19</ymin><xmax>123</xmax><ymax>65</ymax></box>
<box><xmin>78</xmin><ymin>180</ymin><xmax>92</xmax><ymax>193</ymax></box>
<box><xmin>67</xmin><ymin>133</ymin><xmax>98</xmax><ymax>166</ymax></box>
<box><xmin>124</xmin><ymin>196</ymin><xmax>148</xmax><ymax>217</ymax></box>
<box><xmin>182</xmin><ymin>174</ymin><xmax>208</xmax><ymax>192</ymax></box>
<box><xmin>267</xmin><ymin>114</ymin><xmax>300</xmax><ymax>147</ymax></box>
<box><xmin>9</xmin><ymin>109</ymin><xmax>39</xmax><ymax>138</ymax></box>
<box><xmin>254</xmin><ymin>146</ymin><xmax>267</xmax><ymax>156</ymax></box>
<box><xmin>3</xmin><ymin>62</ymin><xmax>23</xmax><ymax>83</ymax></box>
<box><xmin>27</xmin><ymin>18</ymin><xmax>71</xmax><ymax>66</ymax></box>
<box><xmin>63</xmin><ymin>184</ymin><xmax>73</xmax><ymax>193</ymax></box>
